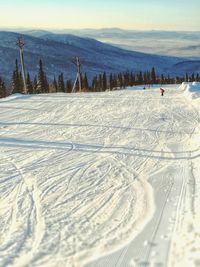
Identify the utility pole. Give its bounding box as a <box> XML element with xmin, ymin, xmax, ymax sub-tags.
<box><xmin>16</xmin><ymin>36</ymin><xmax>27</xmax><ymax>94</ymax></box>
<box><xmin>72</xmin><ymin>57</ymin><xmax>82</xmax><ymax>93</ymax></box>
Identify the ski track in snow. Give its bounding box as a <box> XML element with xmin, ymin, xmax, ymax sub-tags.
<box><xmin>0</xmin><ymin>85</ymin><xmax>199</xmax><ymax>267</ymax></box>
<box><xmin>86</xmin><ymin>85</ymin><xmax>200</xmax><ymax>267</ymax></box>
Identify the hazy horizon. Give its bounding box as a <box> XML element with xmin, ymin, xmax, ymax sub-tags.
<box><xmin>0</xmin><ymin>27</ymin><xmax>200</xmax><ymax>33</ymax></box>
<box><xmin>0</xmin><ymin>0</ymin><xmax>199</xmax><ymax>31</ymax></box>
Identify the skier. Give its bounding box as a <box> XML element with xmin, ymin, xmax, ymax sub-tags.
<box><xmin>160</xmin><ymin>87</ymin><xmax>165</xmax><ymax>96</ymax></box>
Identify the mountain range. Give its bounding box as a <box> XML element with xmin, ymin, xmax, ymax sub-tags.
<box><xmin>0</xmin><ymin>30</ymin><xmax>199</xmax><ymax>83</ymax></box>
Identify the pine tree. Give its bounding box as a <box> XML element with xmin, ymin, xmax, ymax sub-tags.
<box><xmin>137</xmin><ymin>71</ymin><xmax>143</xmax><ymax>84</ymax></box>
<box><xmin>185</xmin><ymin>73</ymin><xmax>189</xmax><ymax>82</ymax></box>
<box><xmin>98</xmin><ymin>74</ymin><xmax>103</xmax><ymax>92</ymax></box>
<box><xmin>109</xmin><ymin>73</ymin><xmax>114</xmax><ymax>90</ymax></box>
<box><xmin>66</xmin><ymin>80</ymin><xmax>73</xmax><ymax>93</ymax></box>
<box><xmin>58</xmin><ymin>73</ymin><xmax>65</xmax><ymax>92</ymax></box>
<box><xmin>44</xmin><ymin>75</ymin><xmax>49</xmax><ymax>93</ymax></box>
<box><xmin>124</xmin><ymin>71</ymin><xmax>130</xmax><ymax>87</ymax></box>
<box><xmin>113</xmin><ymin>74</ymin><xmax>118</xmax><ymax>88</ymax></box>
<box><xmin>191</xmin><ymin>73</ymin><xmax>195</xmax><ymax>82</ymax></box>
<box><xmin>130</xmin><ymin>72</ymin><xmax>135</xmax><ymax>86</ymax></box>
<box><xmin>26</xmin><ymin>73</ymin><xmax>33</xmax><ymax>94</ymax></box>
<box><xmin>143</xmin><ymin>71</ymin><xmax>148</xmax><ymax>85</ymax></box>
<box><xmin>167</xmin><ymin>74</ymin><xmax>171</xmax><ymax>84</ymax></box>
<box><xmin>0</xmin><ymin>77</ymin><xmax>7</xmax><ymax>98</ymax></box>
<box><xmin>33</xmin><ymin>76</ymin><xmax>37</xmax><ymax>94</ymax></box>
<box><xmin>36</xmin><ymin>59</ymin><xmax>49</xmax><ymax>93</ymax></box>
<box><xmin>12</xmin><ymin>60</ymin><xmax>23</xmax><ymax>94</ymax></box>
<box><xmin>102</xmin><ymin>72</ymin><xmax>107</xmax><ymax>91</ymax></box>
<box><xmin>53</xmin><ymin>77</ymin><xmax>58</xmax><ymax>92</ymax></box>
<box><xmin>146</xmin><ymin>71</ymin><xmax>151</xmax><ymax>87</ymax></box>
<box><xmin>82</xmin><ymin>73</ymin><xmax>89</xmax><ymax>91</ymax></box>
<box><xmin>118</xmin><ymin>73</ymin><xmax>123</xmax><ymax>88</ymax></box>
<box><xmin>160</xmin><ymin>74</ymin><xmax>165</xmax><ymax>85</ymax></box>
<box><xmin>151</xmin><ymin>67</ymin><xmax>156</xmax><ymax>85</ymax></box>
<box><xmin>92</xmin><ymin>75</ymin><xmax>98</xmax><ymax>92</ymax></box>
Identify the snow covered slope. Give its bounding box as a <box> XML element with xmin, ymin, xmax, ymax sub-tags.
<box><xmin>0</xmin><ymin>84</ymin><xmax>199</xmax><ymax>267</ymax></box>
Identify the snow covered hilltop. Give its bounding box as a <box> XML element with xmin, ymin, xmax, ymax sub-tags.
<box><xmin>0</xmin><ymin>83</ymin><xmax>199</xmax><ymax>266</ymax></box>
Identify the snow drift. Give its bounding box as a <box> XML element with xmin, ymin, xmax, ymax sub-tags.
<box><xmin>180</xmin><ymin>81</ymin><xmax>200</xmax><ymax>99</ymax></box>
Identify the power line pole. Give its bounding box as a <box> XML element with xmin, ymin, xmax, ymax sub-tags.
<box><xmin>16</xmin><ymin>36</ymin><xmax>27</xmax><ymax>94</ymax></box>
<box><xmin>72</xmin><ymin>57</ymin><xmax>82</xmax><ymax>93</ymax></box>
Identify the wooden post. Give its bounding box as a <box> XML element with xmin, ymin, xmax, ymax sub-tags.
<box><xmin>72</xmin><ymin>56</ymin><xmax>82</xmax><ymax>93</ymax></box>
<box><xmin>77</xmin><ymin>57</ymin><xmax>82</xmax><ymax>92</ymax></box>
<box><xmin>16</xmin><ymin>37</ymin><xmax>27</xmax><ymax>94</ymax></box>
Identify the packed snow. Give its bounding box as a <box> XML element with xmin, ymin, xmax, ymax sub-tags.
<box><xmin>0</xmin><ymin>83</ymin><xmax>199</xmax><ymax>267</ymax></box>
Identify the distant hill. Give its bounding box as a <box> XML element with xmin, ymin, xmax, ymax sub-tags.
<box><xmin>171</xmin><ymin>61</ymin><xmax>200</xmax><ymax>73</ymax></box>
<box><xmin>0</xmin><ymin>31</ymin><xmax>199</xmax><ymax>83</ymax></box>
<box><xmin>46</xmin><ymin>28</ymin><xmax>200</xmax><ymax>59</ymax></box>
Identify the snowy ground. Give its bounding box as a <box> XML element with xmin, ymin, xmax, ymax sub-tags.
<box><xmin>0</xmin><ymin>83</ymin><xmax>199</xmax><ymax>267</ymax></box>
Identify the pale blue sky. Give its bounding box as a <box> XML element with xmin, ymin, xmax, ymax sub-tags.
<box><xmin>1</xmin><ymin>0</ymin><xmax>199</xmax><ymax>30</ymax></box>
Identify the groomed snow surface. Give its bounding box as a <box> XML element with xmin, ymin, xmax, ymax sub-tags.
<box><xmin>0</xmin><ymin>83</ymin><xmax>199</xmax><ymax>267</ymax></box>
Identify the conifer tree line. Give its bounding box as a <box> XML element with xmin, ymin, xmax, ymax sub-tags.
<box><xmin>0</xmin><ymin>59</ymin><xmax>200</xmax><ymax>99</ymax></box>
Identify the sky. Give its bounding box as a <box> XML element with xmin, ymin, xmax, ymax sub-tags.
<box><xmin>0</xmin><ymin>0</ymin><xmax>200</xmax><ymax>31</ymax></box>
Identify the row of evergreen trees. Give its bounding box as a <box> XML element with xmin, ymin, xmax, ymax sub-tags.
<box><xmin>0</xmin><ymin>77</ymin><xmax>7</xmax><ymax>98</ymax></box>
<box><xmin>0</xmin><ymin>59</ymin><xmax>200</xmax><ymax>98</ymax></box>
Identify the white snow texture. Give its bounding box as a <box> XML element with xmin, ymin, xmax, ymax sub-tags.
<box><xmin>0</xmin><ymin>82</ymin><xmax>199</xmax><ymax>267</ymax></box>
